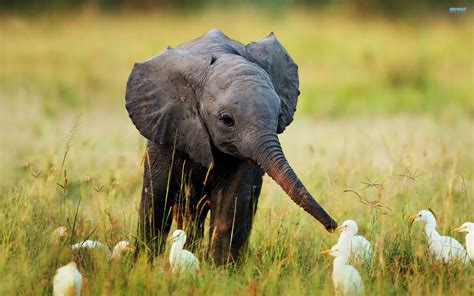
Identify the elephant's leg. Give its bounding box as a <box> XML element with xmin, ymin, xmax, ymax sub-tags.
<box><xmin>187</xmin><ymin>194</ymin><xmax>210</xmax><ymax>250</ymax></box>
<box><xmin>174</xmin><ymin>164</ymin><xmax>210</xmax><ymax>251</ymax></box>
<box><xmin>137</xmin><ymin>142</ymin><xmax>179</xmax><ymax>260</ymax></box>
<box><xmin>209</xmin><ymin>162</ymin><xmax>263</xmax><ymax>265</ymax></box>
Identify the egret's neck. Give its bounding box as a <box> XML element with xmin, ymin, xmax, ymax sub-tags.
<box><xmin>423</xmin><ymin>219</ymin><xmax>440</xmax><ymax>241</ymax></box>
<box><xmin>171</xmin><ymin>240</ymin><xmax>185</xmax><ymax>259</ymax></box>
<box><xmin>466</xmin><ymin>231</ymin><xmax>474</xmax><ymax>241</ymax></box>
<box><xmin>333</xmin><ymin>255</ymin><xmax>349</xmax><ymax>270</ymax></box>
<box><xmin>111</xmin><ymin>245</ymin><xmax>128</xmax><ymax>261</ymax></box>
<box><xmin>338</xmin><ymin>231</ymin><xmax>353</xmax><ymax>245</ymax></box>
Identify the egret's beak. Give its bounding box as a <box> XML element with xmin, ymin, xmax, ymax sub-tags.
<box><xmin>452</xmin><ymin>226</ymin><xmax>463</xmax><ymax>232</ymax></box>
<box><xmin>408</xmin><ymin>215</ymin><xmax>418</xmax><ymax>226</ymax></box>
<box><xmin>320</xmin><ymin>249</ymin><xmax>332</xmax><ymax>255</ymax></box>
<box><xmin>127</xmin><ymin>245</ymin><xmax>137</xmax><ymax>251</ymax></box>
<box><xmin>167</xmin><ymin>236</ymin><xmax>175</xmax><ymax>241</ymax></box>
<box><xmin>336</xmin><ymin>225</ymin><xmax>347</xmax><ymax>231</ymax></box>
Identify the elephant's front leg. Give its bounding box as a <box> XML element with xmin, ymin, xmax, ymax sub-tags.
<box><xmin>138</xmin><ymin>142</ymin><xmax>178</xmax><ymax>260</ymax></box>
<box><xmin>173</xmin><ymin>184</ymin><xmax>210</xmax><ymax>251</ymax></box>
<box><xmin>209</xmin><ymin>163</ymin><xmax>263</xmax><ymax>265</ymax></box>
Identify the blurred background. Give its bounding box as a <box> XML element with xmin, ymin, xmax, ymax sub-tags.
<box><xmin>0</xmin><ymin>1</ymin><xmax>472</xmax><ymax>185</ymax></box>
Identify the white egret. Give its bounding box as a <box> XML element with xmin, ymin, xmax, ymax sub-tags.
<box><xmin>54</xmin><ymin>226</ymin><xmax>68</xmax><ymax>238</ymax></box>
<box><xmin>53</xmin><ymin>261</ymin><xmax>82</xmax><ymax>296</ymax></box>
<box><xmin>409</xmin><ymin>209</ymin><xmax>469</xmax><ymax>264</ymax></box>
<box><xmin>52</xmin><ymin>226</ymin><xmax>68</xmax><ymax>243</ymax></box>
<box><xmin>453</xmin><ymin>222</ymin><xmax>474</xmax><ymax>261</ymax></box>
<box><xmin>71</xmin><ymin>240</ymin><xmax>112</xmax><ymax>258</ymax></box>
<box><xmin>336</xmin><ymin>220</ymin><xmax>372</xmax><ymax>264</ymax></box>
<box><xmin>321</xmin><ymin>244</ymin><xmax>365</xmax><ymax>296</ymax></box>
<box><xmin>110</xmin><ymin>241</ymin><xmax>136</xmax><ymax>262</ymax></box>
<box><xmin>71</xmin><ymin>240</ymin><xmax>135</xmax><ymax>261</ymax></box>
<box><xmin>168</xmin><ymin>229</ymin><xmax>199</xmax><ymax>274</ymax></box>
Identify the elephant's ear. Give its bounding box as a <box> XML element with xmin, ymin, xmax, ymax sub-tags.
<box><xmin>126</xmin><ymin>48</ymin><xmax>214</xmax><ymax>167</ymax></box>
<box><xmin>244</xmin><ymin>33</ymin><xmax>299</xmax><ymax>133</ymax></box>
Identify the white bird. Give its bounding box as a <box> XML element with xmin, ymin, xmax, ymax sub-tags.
<box><xmin>54</xmin><ymin>226</ymin><xmax>68</xmax><ymax>238</ymax></box>
<box><xmin>110</xmin><ymin>241</ymin><xmax>136</xmax><ymax>262</ymax></box>
<box><xmin>168</xmin><ymin>229</ymin><xmax>199</xmax><ymax>274</ymax></box>
<box><xmin>336</xmin><ymin>220</ymin><xmax>372</xmax><ymax>265</ymax></box>
<box><xmin>453</xmin><ymin>222</ymin><xmax>474</xmax><ymax>261</ymax></box>
<box><xmin>321</xmin><ymin>244</ymin><xmax>365</xmax><ymax>296</ymax></box>
<box><xmin>52</xmin><ymin>226</ymin><xmax>68</xmax><ymax>243</ymax></box>
<box><xmin>71</xmin><ymin>240</ymin><xmax>135</xmax><ymax>261</ymax></box>
<box><xmin>409</xmin><ymin>209</ymin><xmax>469</xmax><ymax>264</ymax></box>
<box><xmin>53</xmin><ymin>261</ymin><xmax>82</xmax><ymax>296</ymax></box>
<box><xmin>71</xmin><ymin>240</ymin><xmax>112</xmax><ymax>258</ymax></box>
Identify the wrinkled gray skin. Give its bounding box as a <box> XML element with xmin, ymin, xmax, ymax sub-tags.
<box><xmin>126</xmin><ymin>29</ymin><xmax>337</xmax><ymax>264</ymax></box>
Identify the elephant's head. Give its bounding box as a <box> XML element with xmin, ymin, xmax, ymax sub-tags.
<box><xmin>126</xmin><ymin>29</ymin><xmax>337</xmax><ymax>232</ymax></box>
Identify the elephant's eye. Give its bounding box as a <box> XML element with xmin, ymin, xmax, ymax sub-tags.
<box><xmin>219</xmin><ymin>112</ymin><xmax>235</xmax><ymax>126</ymax></box>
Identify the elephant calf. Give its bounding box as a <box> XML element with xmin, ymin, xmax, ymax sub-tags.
<box><xmin>125</xmin><ymin>29</ymin><xmax>337</xmax><ymax>264</ymax></box>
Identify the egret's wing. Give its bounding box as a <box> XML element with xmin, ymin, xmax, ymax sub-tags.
<box><xmin>71</xmin><ymin>240</ymin><xmax>111</xmax><ymax>258</ymax></box>
<box><xmin>345</xmin><ymin>267</ymin><xmax>364</xmax><ymax>295</ymax></box>
<box><xmin>428</xmin><ymin>239</ymin><xmax>444</xmax><ymax>260</ymax></box>
<box><xmin>352</xmin><ymin>236</ymin><xmax>371</xmax><ymax>251</ymax></box>
<box><xmin>440</xmin><ymin>236</ymin><xmax>466</xmax><ymax>256</ymax></box>
<box><xmin>351</xmin><ymin>236</ymin><xmax>372</xmax><ymax>263</ymax></box>
<box><xmin>183</xmin><ymin>250</ymin><xmax>200</xmax><ymax>270</ymax></box>
<box><xmin>431</xmin><ymin>236</ymin><xmax>468</xmax><ymax>263</ymax></box>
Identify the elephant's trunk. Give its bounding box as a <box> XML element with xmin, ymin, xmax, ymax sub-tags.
<box><xmin>253</xmin><ymin>134</ymin><xmax>337</xmax><ymax>232</ymax></box>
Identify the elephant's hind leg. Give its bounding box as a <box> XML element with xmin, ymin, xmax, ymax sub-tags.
<box><xmin>173</xmin><ymin>165</ymin><xmax>210</xmax><ymax>251</ymax></box>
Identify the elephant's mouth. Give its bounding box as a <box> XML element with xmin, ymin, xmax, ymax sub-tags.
<box><xmin>215</xmin><ymin>139</ymin><xmax>240</xmax><ymax>158</ymax></box>
<box><xmin>252</xmin><ymin>134</ymin><xmax>337</xmax><ymax>232</ymax></box>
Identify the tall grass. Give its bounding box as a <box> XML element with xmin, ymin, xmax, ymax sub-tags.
<box><xmin>0</xmin><ymin>116</ymin><xmax>472</xmax><ymax>295</ymax></box>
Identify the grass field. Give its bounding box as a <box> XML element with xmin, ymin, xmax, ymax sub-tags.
<box><xmin>0</xmin><ymin>8</ymin><xmax>473</xmax><ymax>295</ymax></box>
